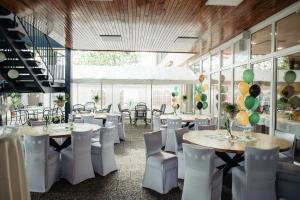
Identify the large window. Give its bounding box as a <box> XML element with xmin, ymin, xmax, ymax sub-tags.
<box><xmin>234</xmin><ymin>40</ymin><xmax>249</xmax><ymax>63</ymax></box>
<box><xmin>220</xmin><ymin>69</ymin><xmax>233</xmax><ymax>127</ymax></box>
<box><xmin>252</xmin><ymin>60</ymin><xmax>272</xmax><ymax>134</ymax></box>
<box><xmin>211</xmin><ymin>54</ymin><xmax>220</xmax><ymax>71</ymax></box>
<box><xmin>251</xmin><ymin>25</ymin><xmax>272</xmax><ymax>58</ymax></box>
<box><xmin>276</xmin><ymin>12</ymin><xmax>300</xmax><ymax>51</ymax></box>
<box><xmin>222</xmin><ymin>47</ymin><xmax>232</xmax><ymax>67</ymax></box>
<box><xmin>202</xmin><ymin>59</ymin><xmax>210</xmax><ymax>74</ymax></box>
<box><xmin>276</xmin><ymin>53</ymin><xmax>300</xmax><ymax>134</ymax></box>
<box><xmin>211</xmin><ymin>73</ymin><xmax>219</xmax><ymax>118</ymax></box>
<box><xmin>233</xmin><ymin>65</ymin><xmax>248</xmax><ymax>102</ymax></box>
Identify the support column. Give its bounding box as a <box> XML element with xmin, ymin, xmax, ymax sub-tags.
<box><xmin>65</xmin><ymin>48</ymin><xmax>72</xmax><ymax>122</ymax></box>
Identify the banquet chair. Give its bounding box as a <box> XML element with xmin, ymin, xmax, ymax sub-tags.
<box><xmin>61</xmin><ymin>130</ymin><xmax>95</xmax><ymax>185</ymax></box>
<box><xmin>152</xmin><ymin>115</ymin><xmax>167</xmax><ymax>146</ymax></box>
<box><xmin>82</xmin><ymin>115</ymin><xmax>95</xmax><ymax>124</ymax></box>
<box><xmin>118</xmin><ymin>113</ymin><xmax>126</xmax><ymax>140</ymax></box>
<box><xmin>194</xmin><ymin>118</ymin><xmax>209</xmax><ymax>130</ymax></box>
<box><xmin>68</xmin><ymin>113</ymin><xmax>74</xmax><ymax>122</ymax></box>
<box><xmin>72</xmin><ymin>104</ymin><xmax>85</xmax><ymax>113</ymax></box>
<box><xmin>91</xmin><ymin>127</ymin><xmax>117</xmax><ymax>176</ymax></box>
<box><xmin>175</xmin><ymin>128</ymin><xmax>189</xmax><ymax>179</ymax></box>
<box><xmin>142</xmin><ymin>131</ymin><xmax>178</xmax><ymax>194</ymax></box>
<box><xmin>232</xmin><ymin>147</ymin><xmax>279</xmax><ymax>200</ymax></box>
<box><xmin>275</xmin><ymin>131</ymin><xmax>296</xmax><ymax>162</ymax></box>
<box><xmin>0</xmin><ymin>134</ymin><xmax>30</xmax><ymax>200</ymax></box>
<box><xmin>152</xmin><ymin>104</ymin><xmax>166</xmax><ymax>116</ymax></box>
<box><xmin>118</xmin><ymin>103</ymin><xmax>132</xmax><ymax>124</ymax></box>
<box><xmin>84</xmin><ymin>102</ymin><xmax>96</xmax><ymax>112</ymax></box>
<box><xmin>106</xmin><ymin>115</ymin><xmax>120</xmax><ymax>143</ymax></box>
<box><xmin>182</xmin><ymin>144</ymin><xmax>223</xmax><ymax>200</ymax></box>
<box><xmin>165</xmin><ymin>118</ymin><xmax>182</xmax><ymax>152</ymax></box>
<box><xmin>74</xmin><ymin>118</ymin><xmax>84</xmax><ymax>123</ymax></box>
<box><xmin>90</xmin><ymin>119</ymin><xmax>104</xmax><ymax>143</ymax></box>
<box><xmin>134</xmin><ymin>102</ymin><xmax>148</xmax><ymax>126</ymax></box>
<box><xmin>24</xmin><ymin>135</ymin><xmax>60</xmax><ymax>192</ymax></box>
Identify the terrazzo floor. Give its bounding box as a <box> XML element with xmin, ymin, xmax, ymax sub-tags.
<box><xmin>31</xmin><ymin>122</ymin><xmax>232</xmax><ymax>200</ymax></box>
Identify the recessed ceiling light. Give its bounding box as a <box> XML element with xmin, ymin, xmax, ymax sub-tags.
<box><xmin>251</xmin><ymin>42</ymin><xmax>257</xmax><ymax>45</ymax></box>
<box><xmin>205</xmin><ymin>0</ymin><xmax>243</xmax><ymax>6</ymax></box>
<box><xmin>100</xmin><ymin>35</ymin><xmax>122</xmax><ymax>42</ymax></box>
<box><xmin>277</xmin><ymin>47</ymin><xmax>283</xmax><ymax>50</ymax></box>
<box><xmin>7</xmin><ymin>69</ymin><xmax>19</xmax><ymax>79</ymax></box>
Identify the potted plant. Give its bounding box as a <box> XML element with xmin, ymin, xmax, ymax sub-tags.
<box><xmin>223</xmin><ymin>102</ymin><xmax>239</xmax><ymax>139</ymax></box>
<box><xmin>8</xmin><ymin>93</ymin><xmax>21</xmax><ymax>117</ymax></box>
<box><xmin>93</xmin><ymin>94</ymin><xmax>100</xmax><ymax>104</ymax></box>
<box><xmin>54</xmin><ymin>94</ymin><xmax>66</xmax><ymax>107</ymax></box>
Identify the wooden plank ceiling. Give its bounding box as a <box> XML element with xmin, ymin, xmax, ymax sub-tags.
<box><xmin>0</xmin><ymin>0</ymin><xmax>297</xmax><ymax>54</ymax></box>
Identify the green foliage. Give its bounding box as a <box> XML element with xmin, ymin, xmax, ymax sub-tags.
<box><xmin>223</xmin><ymin>102</ymin><xmax>239</xmax><ymax>117</ymax></box>
<box><xmin>8</xmin><ymin>93</ymin><xmax>21</xmax><ymax>110</ymax></box>
<box><xmin>72</xmin><ymin>51</ymin><xmax>143</xmax><ymax>66</ymax></box>
<box><xmin>56</xmin><ymin>94</ymin><xmax>65</xmax><ymax>102</ymax></box>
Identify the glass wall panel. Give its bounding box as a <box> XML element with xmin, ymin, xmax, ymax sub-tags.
<box><xmin>211</xmin><ymin>73</ymin><xmax>219</xmax><ymax>120</ymax></box>
<box><xmin>276</xmin><ymin>12</ymin><xmax>300</xmax><ymax>50</ymax></box>
<box><xmin>234</xmin><ymin>40</ymin><xmax>249</xmax><ymax>63</ymax></box>
<box><xmin>233</xmin><ymin>65</ymin><xmax>249</xmax><ymax>102</ymax></box>
<box><xmin>251</xmin><ymin>25</ymin><xmax>272</xmax><ymax>58</ymax></box>
<box><xmin>276</xmin><ymin>53</ymin><xmax>300</xmax><ymax>135</ymax></box>
<box><xmin>252</xmin><ymin>60</ymin><xmax>272</xmax><ymax>134</ymax></box>
<box><xmin>220</xmin><ymin>69</ymin><xmax>233</xmax><ymax>127</ymax></box>
<box><xmin>202</xmin><ymin>59</ymin><xmax>210</xmax><ymax>74</ymax></box>
<box><xmin>211</xmin><ymin>54</ymin><xmax>220</xmax><ymax>71</ymax></box>
<box><xmin>222</xmin><ymin>47</ymin><xmax>232</xmax><ymax>67</ymax></box>
<box><xmin>102</xmin><ymin>84</ymin><xmax>113</xmax><ymax>110</ymax></box>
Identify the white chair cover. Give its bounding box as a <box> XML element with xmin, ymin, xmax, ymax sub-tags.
<box><xmin>142</xmin><ymin>131</ymin><xmax>178</xmax><ymax>194</ymax></box>
<box><xmin>197</xmin><ymin>124</ymin><xmax>217</xmax><ymax>130</ymax></box>
<box><xmin>182</xmin><ymin>143</ymin><xmax>223</xmax><ymax>200</ymax></box>
<box><xmin>152</xmin><ymin>115</ymin><xmax>167</xmax><ymax>146</ymax></box>
<box><xmin>61</xmin><ymin>130</ymin><xmax>95</xmax><ymax>185</ymax></box>
<box><xmin>118</xmin><ymin>113</ymin><xmax>126</xmax><ymax>140</ymax></box>
<box><xmin>232</xmin><ymin>147</ymin><xmax>279</xmax><ymax>200</ymax></box>
<box><xmin>0</xmin><ymin>133</ymin><xmax>30</xmax><ymax>200</ymax></box>
<box><xmin>82</xmin><ymin>115</ymin><xmax>95</xmax><ymax>124</ymax></box>
<box><xmin>175</xmin><ymin>128</ymin><xmax>189</xmax><ymax>179</ymax></box>
<box><xmin>165</xmin><ymin>118</ymin><xmax>182</xmax><ymax>152</ymax></box>
<box><xmin>194</xmin><ymin>118</ymin><xmax>209</xmax><ymax>130</ymax></box>
<box><xmin>91</xmin><ymin>127</ymin><xmax>118</xmax><ymax>176</ymax></box>
<box><xmin>106</xmin><ymin>115</ymin><xmax>120</xmax><ymax>143</ymax></box>
<box><xmin>24</xmin><ymin>134</ymin><xmax>60</xmax><ymax>192</ymax></box>
<box><xmin>68</xmin><ymin>113</ymin><xmax>74</xmax><ymax>122</ymax></box>
<box><xmin>90</xmin><ymin>119</ymin><xmax>103</xmax><ymax>142</ymax></box>
<box><xmin>74</xmin><ymin>118</ymin><xmax>84</xmax><ymax>123</ymax></box>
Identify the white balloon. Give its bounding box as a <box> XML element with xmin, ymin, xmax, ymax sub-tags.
<box><xmin>0</xmin><ymin>52</ymin><xmax>6</xmax><ymax>62</ymax></box>
<box><xmin>7</xmin><ymin>69</ymin><xmax>19</xmax><ymax>79</ymax></box>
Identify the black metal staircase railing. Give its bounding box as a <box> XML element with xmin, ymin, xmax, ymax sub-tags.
<box><xmin>17</xmin><ymin>15</ymin><xmax>65</xmax><ymax>84</ymax></box>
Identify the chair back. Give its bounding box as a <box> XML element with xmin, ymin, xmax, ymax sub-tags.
<box><xmin>89</xmin><ymin>119</ymin><xmax>103</xmax><ymax>126</ymax></box>
<box><xmin>71</xmin><ymin>130</ymin><xmax>92</xmax><ymax>158</ymax></box>
<box><xmin>275</xmin><ymin>131</ymin><xmax>295</xmax><ymax>159</ymax></box>
<box><xmin>74</xmin><ymin>118</ymin><xmax>84</xmax><ymax>123</ymax></box>
<box><xmin>107</xmin><ymin>104</ymin><xmax>112</xmax><ymax>113</ymax></box>
<box><xmin>167</xmin><ymin>118</ymin><xmax>182</xmax><ymax>130</ymax></box>
<box><xmin>118</xmin><ymin>104</ymin><xmax>122</xmax><ymax>112</ymax></box>
<box><xmin>100</xmin><ymin>127</ymin><xmax>114</xmax><ymax>147</ymax></box>
<box><xmin>144</xmin><ymin>131</ymin><xmax>162</xmax><ymax>158</ymax></box>
<box><xmin>160</xmin><ymin>104</ymin><xmax>166</xmax><ymax>114</ymax></box>
<box><xmin>245</xmin><ymin>147</ymin><xmax>278</xmax><ymax>194</ymax></box>
<box><xmin>17</xmin><ymin>103</ymin><xmax>25</xmax><ymax>109</ymax></box>
<box><xmin>72</xmin><ymin>104</ymin><xmax>85</xmax><ymax>112</ymax></box>
<box><xmin>107</xmin><ymin>114</ymin><xmax>119</xmax><ymax>124</ymax></box>
<box><xmin>175</xmin><ymin>128</ymin><xmax>189</xmax><ymax>153</ymax></box>
<box><xmin>30</xmin><ymin>121</ymin><xmax>46</xmax><ymax>126</ymax></box>
<box><xmin>68</xmin><ymin>114</ymin><xmax>74</xmax><ymax>122</ymax></box>
<box><xmin>197</xmin><ymin>124</ymin><xmax>217</xmax><ymax>130</ymax></box>
<box><xmin>152</xmin><ymin>115</ymin><xmax>161</xmax><ymax>132</ymax></box>
<box><xmin>82</xmin><ymin>115</ymin><xmax>95</xmax><ymax>124</ymax></box>
<box><xmin>85</xmin><ymin>102</ymin><xmax>96</xmax><ymax>112</ymax></box>
<box><xmin>24</xmin><ymin>135</ymin><xmax>48</xmax><ymax>166</ymax></box>
<box><xmin>135</xmin><ymin>103</ymin><xmax>147</xmax><ymax>118</ymax></box>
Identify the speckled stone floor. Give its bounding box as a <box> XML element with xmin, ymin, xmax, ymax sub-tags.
<box><xmin>31</xmin><ymin>122</ymin><xmax>232</xmax><ymax>200</ymax></box>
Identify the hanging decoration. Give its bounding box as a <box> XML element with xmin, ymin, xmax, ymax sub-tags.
<box><xmin>195</xmin><ymin>73</ymin><xmax>208</xmax><ymax>111</ymax></box>
<box><xmin>235</xmin><ymin>69</ymin><xmax>261</xmax><ymax>126</ymax></box>
<box><xmin>171</xmin><ymin>86</ymin><xmax>180</xmax><ymax>115</ymax></box>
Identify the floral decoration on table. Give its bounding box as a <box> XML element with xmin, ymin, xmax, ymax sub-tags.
<box><xmin>171</xmin><ymin>86</ymin><xmax>180</xmax><ymax>115</ymax></box>
<box><xmin>195</xmin><ymin>74</ymin><xmax>209</xmax><ymax>111</ymax></box>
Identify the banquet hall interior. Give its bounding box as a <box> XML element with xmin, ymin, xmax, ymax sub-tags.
<box><xmin>1</xmin><ymin>0</ymin><xmax>300</xmax><ymax>200</ymax></box>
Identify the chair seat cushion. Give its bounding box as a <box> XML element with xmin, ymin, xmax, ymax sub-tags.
<box><xmin>147</xmin><ymin>151</ymin><xmax>177</xmax><ymax>170</ymax></box>
<box><xmin>91</xmin><ymin>142</ymin><xmax>102</xmax><ymax>154</ymax></box>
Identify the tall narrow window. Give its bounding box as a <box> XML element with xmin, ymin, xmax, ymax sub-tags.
<box><xmin>251</xmin><ymin>25</ymin><xmax>272</xmax><ymax>58</ymax></box>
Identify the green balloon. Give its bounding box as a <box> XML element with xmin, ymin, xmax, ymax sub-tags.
<box><xmin>277</xmin><ymin>97</ymin><xmax>288</xmax><ymax>110</ymax></box>
<box><xmin>244</xmin><ymin>96</ymin><xmax>255</xmax><ymax>110</ymax></box>
<box><xmin>288</xmin><ymin>96</ymin><xmax>300</xmax><ymax>109</ymax></box>
<box><xmin>251</xmin><ymin>98</ymin><xmax>260</xmax><ymax>111</ymax></box>
<box><xmin>249</xmin><ymin>112</ymin><xmax>260</xmax><ymax>125</ymax></box>
<box><xmin>174</xmin><ymin>86</ymin><xmax>179</xmax><ymax>91</ymax></box>
<box><xmin>284</xmin><ymin>70</ymin><xmax>296</xmax><ymax>84</ymax></box>
<box><xmin>197</xmin><ymin>85</ymin><xmax>204</xmax><ymax>93</ymax></box>
<box><xmin>202</xmin><ymin>101</ymin><xmax>208</xmax><ymax>109</ymax></box>
<box><xmin>201</xmin><ymin>93</ymin><xmax>207</xmax><ymax>102</ymax></box>
<box><xmin>243</xmin><ymin>69</ymin><xmax>254</xmax><ymax>84</ymax></box>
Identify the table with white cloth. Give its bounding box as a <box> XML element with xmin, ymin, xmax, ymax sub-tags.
<box><xmin>160</xmin><ymin>114</ymin><xmax>212</xmax><ymax>128</ymax></box>
<box><xmin>183</xmin><ymin>130</ymin><xmax>291</xmax><ymax>175</ymax></box>
<box><xmin>74</xmin><ymin>112</ymin><xmax>120</xmax><ymax>120</ymax></box>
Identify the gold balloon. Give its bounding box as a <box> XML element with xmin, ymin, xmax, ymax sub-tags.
<box><xmin>203</xmin><ymin>83</ymin><xmax>209</xmax><ymax>91</ymax></box>
<box><xmin>236</xmin><ymin>111</ymin><xmax>249</xmax><ymax>126</ymax></box>
<box><xmin>278</xmin><ymin>84</ymin><xmax>286</xmax><ymax>96</ymax></box>
<box><xmin>195</xmin><ymin>95</ymin><xmax>201</xmax><ymax>102</ymax></box>
<box><xmin>292</xmin><ymin>83</ymin><xmax>300</xmax><ymax>94</ymax></box>
<box><xmin>171</xmin><ymin>97</ymin><xmax>177</xmax><ymax>103</ymax></box>
<box><xmin>199</xmin><ymin>74</ymin><xmax>205</xmax><ymax>82</ymax></box>
<box><xmin>238</xmin><ymin>81</ymin><xmax>250</xmax><ymax>95</ymax></box>
<box><xmin>236</xmin><ymin>95</ymin><xmax>245</xmax><ymax>110</ymax></box>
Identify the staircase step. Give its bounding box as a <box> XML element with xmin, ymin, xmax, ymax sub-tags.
<box><xmin>0</xmin><ymin>7</ymin><xmax>11</xmax><ymax>16</ymax></box>
<box><xmin>2</xmin><ymin>50</ymin><xmax>34</xmax><ymax>59</ymax></box>
<box><xmin>0</xmin><ymin>18</ymin><xmax>17</xmax><ymax>29</ymax></box>
<box><xmin>2</xmin><ymin>59</ymin><xmax>39</xmax><ymax>67</ymax></box>
<box><xmin>6</xmin><ymin>30</ymin><xmax>25</xmax><ymax>40</ymax></box>
<box><xmin>2</xmin><ymin>67</ymin><xmax>45</xmax><ymax>74</ymax></box>
<box><xmin>0</xmin><ymin>41</ymin><xmax>31</xmax><ymax>50</ymax></box>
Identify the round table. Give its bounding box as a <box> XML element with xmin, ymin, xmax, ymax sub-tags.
<box><xmin>160</xmin><ymin>114</ymin><xmax>211</xmax><ymax>123</ymax></box>
<box><xmin>18</xmin><ymin>123</ymin><xmax>101</xmax><ymax>138</ymax></box>
<box><xmin>183</xmin><ymin>130</ymin><xmax>292</xmax><ymax>175</ymax></box>
<box><xmin>75</xmin><ymin>113</ymin><xmax>120</xmax><ymax>120</ymax></box>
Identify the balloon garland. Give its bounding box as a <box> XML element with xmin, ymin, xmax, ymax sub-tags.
<box><xmin>278</xmin><ymin>70</ymin><xmax>300</xmax><ymax>111</ymax></box>
<box><xmin>171</xmin><ymin>86</ymin><xmax>180</xmax><ymax>114</ymax></box>
<box><xmin>236</xmin><ymin>69</ymin><xmax>261</xmax><ymax>126</ymax></box>
<box><xmin>195</xmin><ymin>74</ymin><xmax>209</xmax><ymax>111</ymax></box>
